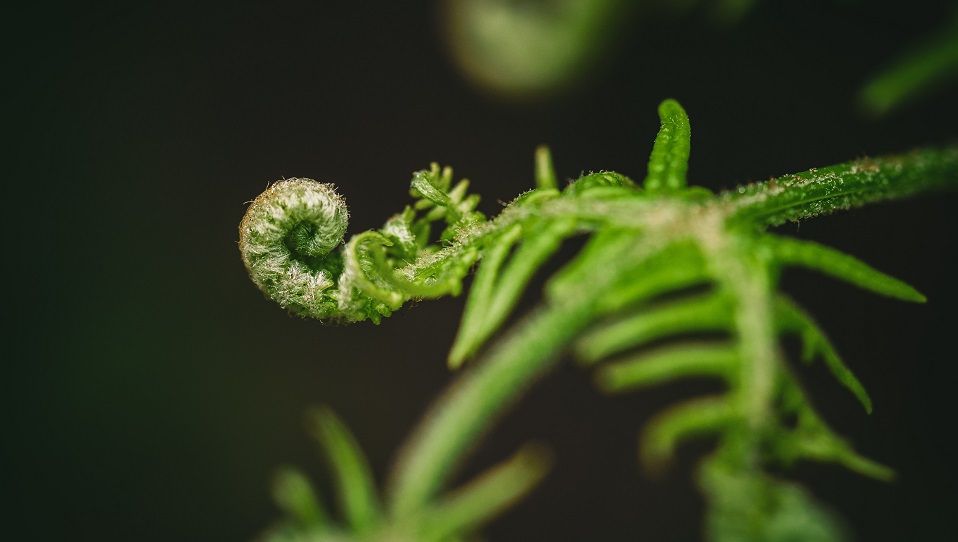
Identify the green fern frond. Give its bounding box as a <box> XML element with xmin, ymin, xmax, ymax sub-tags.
<box><xmin>449</xmin><ymin>217</ymin><xmax>576</xmax><ymax>368</ymax></box>
<box><xmin>575</xmin><ymin>291</ymin><xmax>733</xmax><ymax>364</ymax></box>
<box><xmin>763</xmin><ymin>235</ymin><xmax>926</xmax><ymax>302</ymax></box>
<box><xmin>242</xmin><ymin>99</ymin><xmax>957</xmax><ymax>541</ymax></box>
<box><xmin>644</xmin><ymin>98</ymin><xmax>691</xmax><ymax>192</ymax></box>
<box><xmin>305</xmin><ymin>407</ymin><xmax>381</xmax><ymax>532</ymax></box>
<box><xmin>641</xmin><ymin>396</ymin><xmax>736</xmax><ymax>473</ymax></box>
<box><xmin>774</xmin><ymin>295</ymin><xmax>872</xmax><ymax>413</ymax></box>
<box><xmin>260</xmin><ymin>408</ymin><xmax>552</xmax><ymax>542</ymax></box>
<box><xmin>271</xmin><ymin>466</ymin><xmax>330</xmax><ymax>530</ymax></box>
<box><xmin>412</xmin><ymin>443</ymin><xmax>552</xmax><ymax>541</ymax></box>
<box><xmin>595</xmin><ymin>342</ymin><xmax>738</xmax><ymax>393</ymax></box>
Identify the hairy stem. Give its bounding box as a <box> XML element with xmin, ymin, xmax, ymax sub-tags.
<box><xmin>721</xmin><ymin>147</ymin><xmax>958</xmax><ymax>226</ymax></box>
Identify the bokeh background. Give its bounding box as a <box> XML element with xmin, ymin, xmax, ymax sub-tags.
<box><xmin>6</xmin><ymin>1</ymin><xmax>958</xmax><ymax>540</ymax></box>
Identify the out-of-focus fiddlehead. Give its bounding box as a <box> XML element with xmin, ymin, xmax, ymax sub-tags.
<box><xmin>437</xmin><ymin>0</ymin><xmax>764</xmax><ymax>100</ymax></box>
<box><xmin>439</xmin><ymin>0</ymin><xmax>638</xmax><ymax>100</ymax></box>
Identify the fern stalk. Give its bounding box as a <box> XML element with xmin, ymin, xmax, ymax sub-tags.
<box><xmin>724</xmin><ymin>147</ymin><xmax>958</xmax><ymax>226</ymax></box>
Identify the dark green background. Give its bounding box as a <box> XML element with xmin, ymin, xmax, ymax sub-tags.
<box><xmin>6</xmin><ymin>1</ymin><xmax>957</xmax><ymax>540</ymax></box>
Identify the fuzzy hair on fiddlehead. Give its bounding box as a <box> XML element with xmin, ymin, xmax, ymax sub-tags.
<box><xmin>240</xmin><ymin>164</ymin><xmax>490</xmax><ymax>323</ymax></box>
<box><xmin>240</xmin><ymin>178</ymin><xmax>350</xmax><ymax>320</ymax></box>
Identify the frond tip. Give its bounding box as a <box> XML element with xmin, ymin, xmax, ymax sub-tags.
<box><xmin>764</xmin><ymin>235</ymin><xmax>926</xmax><ymax>303</ymax></box>
<box><xmin>774</xmin><ymin>295</ymin><xmax>873</xmax><ymax>413</ymax></box>
<box><xmin>414</xmin><ymin>443</ymin><xmax>553</xmax><ymax>541</ymax></box>
<box><xmin>644</xmin><ymin>98</ymin><xmax>691</xmax><ymax>192</ymax></box>
<box><xmin>306</xmin><ymin>407</ymin><xmax>381</xmax><ymax>532</ymax></box>
<box><xmin>271</xmin><ymin>466</ymin><xmax>330</xmax><ymax>529</ymax></box>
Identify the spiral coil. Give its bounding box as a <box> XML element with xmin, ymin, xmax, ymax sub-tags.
<box><xmin>239</xmin><ymin>178</ymin><xmax>350</xmax><ymax>319</ymax></box>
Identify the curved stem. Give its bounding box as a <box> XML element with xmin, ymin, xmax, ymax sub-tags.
<box><xmin>386</xmin><ymin>303</ymin><xmax>593</xmax><ymax>518</ymax></box>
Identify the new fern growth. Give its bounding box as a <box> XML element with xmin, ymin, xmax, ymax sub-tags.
<box><xmin>240</xmin><ymin>100</ymin><xmax>958</xmax><ymax>541</ymax></box>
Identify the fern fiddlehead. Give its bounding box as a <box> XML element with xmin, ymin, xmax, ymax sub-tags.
<box><xmin>239</xmin><ymin>178</ymin><xmax>350</xmax><ymax>319</ymax></box>
<box><xmin>241</xmin><ymin>100</ymin><xmax>957</xmax><ymax>541</ymax></box>
<box><xmin>239</xmin><ymin>164</ymin><xmax>486</xmax><ymax>323</ymax></box>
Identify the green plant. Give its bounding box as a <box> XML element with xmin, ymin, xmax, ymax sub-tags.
<box><xmin>239</xmin><ymin>100</ymin><xmax>957</xmax><ymax>541</ymax></box>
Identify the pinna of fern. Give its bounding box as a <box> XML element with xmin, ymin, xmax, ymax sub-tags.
<box><xmin>240</xmin><ymin>100</ymin><xmax>957</xmax><ymax>540</ymax></box>
<box><xmin>258</xmin><ymin>406</ymin><xmax>551</xmax><ymax>542</ymax></box>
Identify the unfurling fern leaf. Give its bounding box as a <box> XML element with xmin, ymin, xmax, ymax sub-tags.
<box><xmin>241</xmin><ymin>100</ymin><xmax>957</xmax><ymax>541</ymax></box>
